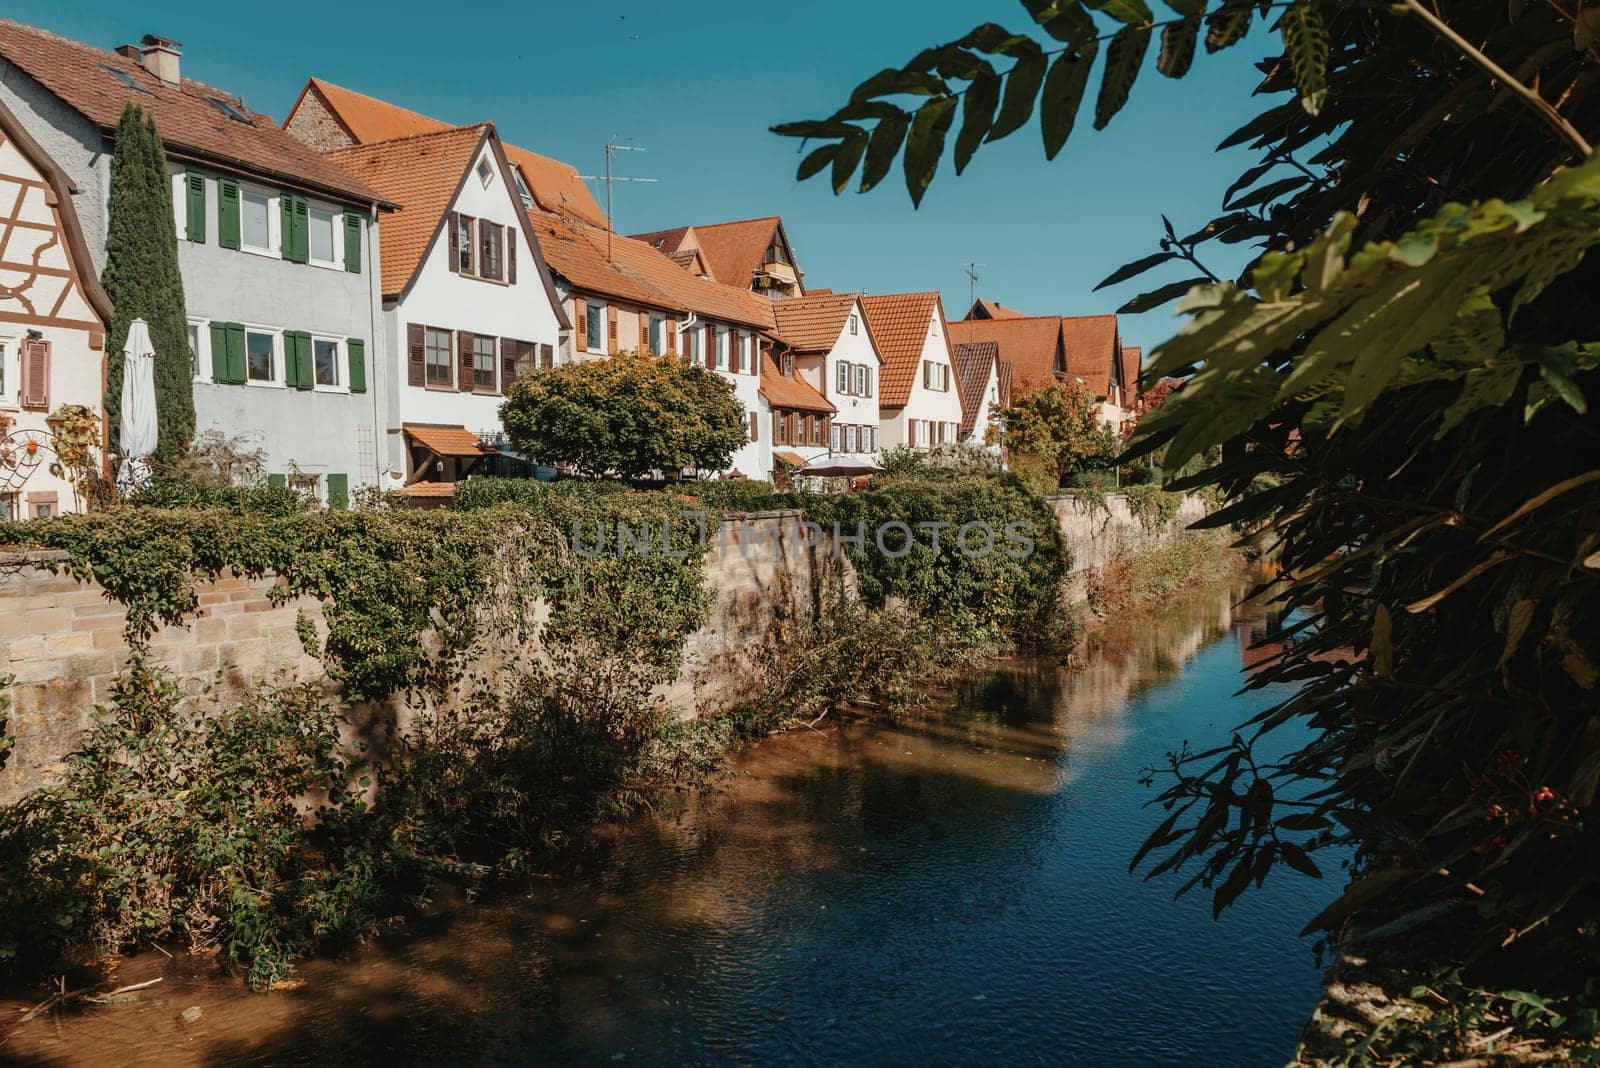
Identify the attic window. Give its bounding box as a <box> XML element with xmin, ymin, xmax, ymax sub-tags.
<box><xmin>102</xmin><ymin>65</ymin><xmax>149</xmax><ymax>94</ymax></box>
<box><xmin>512</xmin><ymin>169</ymin><xmax>533</xmax><ymax>207</ymax></box>
<box><xmin>206</xmin><ymin>96</ymin><xmax>250</xmax><ymax>123</ymax></box>
<box><xmin>477</xmin><ymin>157</ymin><xmax>494</xmax><ymax>187</ymax></box>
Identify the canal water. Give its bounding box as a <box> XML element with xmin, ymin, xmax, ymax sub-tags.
<box><xmin>2</xmin><ymin>589</ymin><xmax>1336</xmax><ymax>1066</ymax></box>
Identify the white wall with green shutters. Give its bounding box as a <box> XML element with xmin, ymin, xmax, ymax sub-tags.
<box><xmin>173</xmin><ymin>164</ymin><xmax>386</xmax><ymax>501</ymax></box>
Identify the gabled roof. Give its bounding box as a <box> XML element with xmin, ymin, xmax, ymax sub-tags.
<box><xmin>530</xmin><ymin>210</ymin><xmax>781</xmax><ymax>333</ymax></box>
<box><xmin>0</xmin><ymin>20</ymin><xmax>387</xmax><ymax>207</ymax></box>
<box><xmin>759</xmin><ymin>352</ymin><xmax>835</xmax><ymax>413</ymax></box>
<box><xmin>0</xmin><ymin>96</ymin><xmax>112</xmax><ymax>324</ymax></box>
<box><xmin>948</xmin><ymin>316</ymin><xmax>1065</xmax><ymax>394</ymax></box>
<box><xmin>952</xmin><ymin>341</ymin><xmax>999</xmax><ymax>438</ymax></box>
<box><xmin>771</xmin><ymin>291</ymin><xmax>878</xmax><ymax>359</ymax></box>
<box><xmin>287</xmin><ymin>77</ymin><xmax>607</xmax><ymax>227</ymax></box>
<box><xmin>632</xmin><ymin>216</ymin><xmax>798</xmax><ymax>292</ymax></box>
<box><xmin>997</xmin><ymin>360</ymin><xmax>1014</xmax><ymax>409</ymax></box>
<box><xmin>1120</xmin><ymin>345</ymin><xmax>1142</xmax><ymax>401</ymax></box>
<box><xmin>858</xmin><ymin>292</ymin><xmax>945</xmax><ymax>409</ymax></box>
<box><xmin>965</xmin><ymin>298</ymin><xmax>1025</xmax><ymax>320</ymax></box>
<box><xmin>1060</xmin><ymin>314</ymin><xmax>1121</xmax><ymax>399</ymax></box>
<box><xmin>326</xmin><ymin>124</ymin><xmax>489</xmax><ymax>297</ymax></box>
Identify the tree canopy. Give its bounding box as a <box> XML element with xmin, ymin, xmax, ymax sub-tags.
<box><xmin>779</xmin><ymin>0</ymin><xmax>1600</xmax><ymax>1034</ymax></box>
<box><xmin>995</xmin><ymin>381</ymin><xmax>1117</xmax><ymax>486</ymax></box>
<box><xmin>500</xmin><ymin>352</ymin><xmax>750</xmax><ymax>481</ymax></box>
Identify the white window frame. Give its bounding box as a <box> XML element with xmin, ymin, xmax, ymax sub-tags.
<box><xmin>0</xmin><ymin>336</ymin><xmax>14</xmax><ymax>408</ymax></box>
<box><xmin>586</xmin><ymin>301</ymin><xmax>606</xmax><ymax>352</ymax></box>
<box><xmin>716</xmin><ymin>328</ymin><xmax>729</xmax><ymax>372</ymax></box>
<box><xmin>188</xmin><ymin>318</ymin><xmax>210</xmax><ymax>383</ymax></box>
<box><xmin>854</xmin><ymin>365</ymin><xmax>868</xmax><ymax>396</ymax></box>
<box><xmin>836</xmin><ymin>361</ymin><xmax>850</xmax><ymax>396</ymax></box>
<box><xmin>849</xmin><ymin>313</ymin><xmax>859</xmax><ymax>335</ymax></box>
<box><xmin>649</xmin><ymin>315</ymin><xmax>665</xmax><ymax>356</ymax></box>
<box><xmin>169</xmin><ymin>169</ymin><xmax>186</xmax><ymax>237</ymax></box>
<box><xmin>311</xmin><ymin>333</ymin><xmax>347</xmax><ymax>393</ymax></box>
<box><xmin>830</xmin><ymin>424</ymin><xmax>841</xmax><ymax>451</ymax></box>
<box><xmin>306</xmin><ymin>202</ymin><xmax>342</xmax><ymax>270</ymax></box>
<box><xmin>239</xmin><ymin>183</ymin><xmax>278</xmax><ymax>258</ymax></box>
<box><xmin>477</xmin><ymin>154</ymin><xmax>495</xmax><ymax>188</ymax></box>
<box><xmin>242</xmin><ymin>325</ymin><xmax>283</xmax><ymax>387</ymax></box>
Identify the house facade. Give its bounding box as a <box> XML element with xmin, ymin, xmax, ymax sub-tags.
<box><xmin>771</xmin><ymin>291</ymin><xmax>882</xmax><ymax>461</ymax></box>
<box><xmin>859</xmin><ymin>292</ymin><xmax>963</xmax><ymax>451</ymax></box>
<box><xmin>952</xmin><ymin>308</ymin><xmax>1130</xmax><ymax>428</ymax></box>
<box><xmin>0</xmin><ymin>22</ymin><xmax>389</xmax><ymax>504</ymax></box>
<box><xmin>952</xmin><ymin>340</ymin><xmax>1004</xmax><ymax>448</ymax></box>
<box><xmin>0</xmin><ymin>97</ymin><xmax>113</xmax><ymax>518</ymax></box>
<box><xmin>324</xmin><ymin>124</ymin><xmax>568</xmax><ymax>494</ymax></box>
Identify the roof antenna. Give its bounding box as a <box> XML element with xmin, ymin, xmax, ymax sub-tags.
<box><xmin>964</xmin><ymin>262</ymin><xmax>986</xmax><ymax>309</ymax></box>
<box><xmin>578</xmin><ymin>137</ymin><xmax>657</xmax><ymax>261</ymax></box>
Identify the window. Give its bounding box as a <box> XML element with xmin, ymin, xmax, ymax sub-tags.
<box><xmin>425</xmin><ymin>327</ymin><xmax>452</xmax><ymax>386</ymax></box>
<box><xmin>867</xmin><ymin>427</ymin><xmax>877</xmax><ymax>452</ymax></box>
<box><xmin>512</xmin><ymin>169</ymin><xmax>534</xmax><ymax>207</ymax></box>
<box><xmin>854</xmin><ymin>365</ymin><xmax>869</xmax><ymax>396</ymax></box>
<box><xmin>685</xmin><ymin>325</ymin><xmax>701</xmax><ymax>364</ymax></box>
<box><xmin>246</xmin><ymin>329</ymin><xmax>275</xmax><ymax>382</ymax></box>
<box><xmin>849</xmin><ymin>314</ymin><xmax>859</xmax><ymax>335</ymax></box>
<box><xmin>480</xmin><ymin>223</ymin><xmax>503</xmax><ymax>281</ymax></box>
<box><xmin>308</xmin><ymin>205</ymin><xmax>338</xmax><ymax>266</ymax></box>
<box><xmin>782</xmin><ymin>352</ymin><xmax>795</xmax><ymax>378</ymax></box>
<box><xmin>811</xmin><ymin>416</ymin><xmax>825</xmax><ymax>446</ymax></box>
<box><xmin>101</xmin><ymin>65</ymin><xmax>150</xmax><ymax>95</ymax></box>
<box><xmin>586</xmin><ymin>302</ymin><xmax>605</xmax><ymax>352</ymax></box>
<box><xmin>772</xmin><ymin>411</ymin><xmax>785</xmax><ymax>444</ymax></box>
<box><xmin>0</xmin><ymin>493</ymin><xmax>13</xmax><ymax>521</ymax></box>
<box><xmin>473</xmin><ymin>334</ymin><xmax>497</xmax><ymax>391</ymax></box>
<box><xmin>923</xmin><ymin>360</ymin><xmax>948</xmax><ymax>391</ymax></box>
<box><xmin>836</xmin><ymin>361</ymin><xmax>850</xmax><ymax>395</ymax></box>
<box><xmin>0</xmin><ymin>339</ymin><xmax>10</xmax><ymax>404</ymax></box>
<box><xmin>846</xmin><ymin>425</ymin><xmax>859</xmax><ymax>453</ymax></box>
<box><xmin>457</xmin><ymin>215</ymin><xmax>475</xmax><ymax>274</ymax></box>
<box><xmin>313</xmin><ymin>337</ymin><xmax>340</xmax><ymax>387</ymax></box>
<box><xmin>717</xmin><ymin>329</ymin><xmax>730</xmax><ymax>372</ymax></box>
<box><xmin>477</xmin><ymin>156</ymin><xmax>494</xmax><ymax>187</ymax></box>
<box><xmin>649</xmin><ymin>315</ymin><xmax>665</xmax><ymax>355</ymax></box>
<box><xmin>207</xmin><ymin>96</ymin><xmax>250</xmax><ymax>123</ymax></box>
<box><xmin>241</xmin><ymin>188</ymin><xmax>272</xmax><ymax>252</ymax></box>
<box><xmin>830</xmin><ymin>424</ymin><xmax>841</xmax><ymax>451</ymax></box>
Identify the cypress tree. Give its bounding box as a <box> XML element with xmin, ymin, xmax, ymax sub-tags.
<box><xmin>102</xmin><ymin>103</ymin><xmax>194</xmax><ymax>470</ymax></box>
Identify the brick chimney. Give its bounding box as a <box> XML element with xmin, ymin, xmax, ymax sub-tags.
<box><xmin>119</xmin><ymin>34</ymin><xmax>182</xmax><ymax>88</ymax></box>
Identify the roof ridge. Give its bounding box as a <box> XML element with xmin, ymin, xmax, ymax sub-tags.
<box><xmin>0</xmin><ymin>17</ymin><xmax>247</xmax><ymax>105</ymax></box>
<box><xmin>327</xmin><ymin>122</ymin><xmax>492</xmax><ymax>153</ymax></box>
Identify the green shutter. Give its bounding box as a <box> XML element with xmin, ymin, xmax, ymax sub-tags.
<box><xmin>347</xmin><ymin>338</ymin><xmax>366</xmax><ymax>393</ymax></box>
<box><xmin>326</xmin><ymin>473</ymin><xmax>349</xmax><ymax>511</ymax></box>
<box><xmin>267</xmin><ymin>473</ymin><xmax>286</xmax><ymax>489</ymax></box>
<box><xmin>343</xmin><ymin>212</ymin><xmax>362</xmax><ymax>273</ymax></box>
<box><xmin>218</xmin><ymin>178</ymin><xmax>240</xmax><ymax>249</ymax></box>
<box><xmin>186</xmin><ymin>173</ymin><xmax>206</xmax><ymax>243</ymax></box>
<box><xmin>284</xmin><ymin>331</ymin><xmax>311</xmax><ymax>390</ymax></box>
<box><xmin>280</xmin><ymin>194</ymin><xmax>293</xmax><ymax>258</ymax></box>
<box><xmin>225</xmin><ymin>323</ymin><xmax>246</xmax><ymax>384</ymax></box>
<box><xmin>297</xmin><ymin>332</ymin><xmax>313</xmax><ymax>390</ymax></box>
<box><xmin>209</xmin><ymin>322</ymin><xmax>229</xmax><ymax>381</ymax></box>
<box><xmin>289</xmin><ymin>196</ymin><xmax>310</xmax><ymax>264</ymax></box>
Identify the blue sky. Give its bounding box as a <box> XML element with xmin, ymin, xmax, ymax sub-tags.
<box><xmin>11</xmin><ymin>1</ymin><xmax>1279</xmax><ymax>352</ymax></box>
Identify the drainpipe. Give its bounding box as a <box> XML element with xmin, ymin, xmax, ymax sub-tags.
<box><xmin>366</xmin><ymin>201</ymin><xmax>384</xmax><ymax>487</ymax></box>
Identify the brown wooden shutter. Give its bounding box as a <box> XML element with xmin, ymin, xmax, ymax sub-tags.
<box><xmin>501</xmin><ymin>337</ymin><xmax>519</xmax><ymax>391</ymax></box>
<box><xmin>507</xmin><ymin>228</ymin><xmax>517</xmax><ymax>284</ymax></box>
<box><xmin>447</xmin><ymin>212</ymin><xmax>460</xmax><ymax>273</ymax></box>
<box><xmin>457</xmin><ymin>330</ymin><xmax>473</xmax><ymax>392</ymax></box>
<box><xmin>607</xmin><ymin>306</ymin><xmax>618</xmax><ymax>354</ymax></box>
<box><xmin>408</xmin><ymin>324</ymin><xmax>426</xmax><ymax>386</ymax></box>
<box><xmin>638</xmin><ymin>311</ymin><xmax>649</xmax><ymax>353</ymax></box>
<box><xmin>19</xmin><ymin>338</ymin><xmax>49</xmax><ymax>409</ymax></box>
<box><xmin>540</xmin><ymin>343</ymin><xmax>553</xmax><ymax>369</ymax></box>
<box><xmin>749</xmin><ymin>411</ymin><xmax>758</xmax><ymax>441</ymax></box>
<box><xmin>666</xmin><ymin>318</ymin><xmax>677</xmax><ymax>356</ymax></box>
<box><xmin>575</xmin><ymin>303</ymin><xmax>587</xmax><ymax>352</ymax></box>
<box><xmin>704</xmin><ymin>323</ymin><xmax>715</xmax><ymax>365</ymax></box>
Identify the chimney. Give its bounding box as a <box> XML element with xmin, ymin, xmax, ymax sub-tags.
<box><xmin>134</xmin><ymin>34</ymin><xmax>182</xmax><ymax>88</ymax></box>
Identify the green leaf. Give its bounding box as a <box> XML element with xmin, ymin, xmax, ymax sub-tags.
<box><xmin>1085</xmin><ymin>0</ymin><xmax>1155</xmax><ymax>25</ymax></box>
<box><xmin>960</xmin><ymin>22</ymin><xmax>1043</xmax><ymax>55</ymax></box>
<box><xmin>1278</xmin><ymin>841</ymin><xmax>1322</xmax><ymax>878</ymax></box>
<box><xmin>1095</xmin><ymin>249</ymin><xmax>1178</xmax><ymax>290</ymax></box>
<box><xmin>797</xmin><ymin>143</ymin><xmax>839</xmax><ymax>182</ymax></box>
<box><xmin>1157</xmin><ymin>17</ymin><xmax>1201</xmax><ymax>78</ymax></box>
<box><xmin>1040</xmin><ymin>43</ymin><xmax>1097</xmax><ymax>159</ymax></box>
<box><xmin>1280</xmin><ymin>2</ymin><xmax>1330</xmax><ymax>115</ymax></box>
<box><xmin>903</xmin><ymin>96</ymin><xmax>959</xmax><ymax>208</ymax></box>
<box><xmin>1118</xmin><ymin>276</ymin><xmax>1210</xmax><ymax>313</ymax></box>
<box><xmin>990</xmin><ymin>51</ymin><xmax>1048</xmax><ymax>141</ymax></box>
<box><xmin>859</xmin><ymin>110</ymin><xmax>912</xmax><ymax>193</ymax></box>
<box><xmin>1018</xmin><ymin>1</ymin><xmax>1097</xmax><ymax>45</ymax></box>
<box><xmin>1212</xmin><ymin>854</ymin><xmax>1255</xmax><ymax>918</ymax></box>
<box><xmin>831</xmin><ymin>133</ymin><xmax>868</xmax><ymax>194</ymax></box>
<box><xmin>1095</xmin><ymin>25</ymin><xmax>1152</xmax><ymax>129</ymax></box>
<box><xmin>1205</xmin><ymin>3</ymin><xmax>1253</xmax><ymax>52</ymax></box>
<box><xmin>955</xmin><ymin>74</ymin><xmax>1001</xmax><ymax>174</ymax></box>
<box><xmin>1161</xmin><ymin>0</ymin><xmax>1206</xmax><ymax>13</ymax></box>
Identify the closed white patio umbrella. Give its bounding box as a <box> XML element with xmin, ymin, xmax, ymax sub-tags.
<box><xmin>117</xmin><ymin>317</ymin><xmax>158</xmax><ymax>491</ymax></box>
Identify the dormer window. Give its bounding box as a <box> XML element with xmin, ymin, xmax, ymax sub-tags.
<box><xmin>782</xmin><ymin>352</ymin><xmax>795</xmax><ymax>378</ymax></box>
<box><xmin>206</xmin><ymin>96</ymin><xmax>250</xmax><ymax>123</ymax></box>
<box><xmin>512</xmin><ymin>169</ymin><xmax>534</xmax><ymax>207</ymax></box>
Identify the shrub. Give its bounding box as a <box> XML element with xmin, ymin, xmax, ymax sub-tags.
<box><xmin>126</xmin><ymin>479</ymin><xmax>309</xmax><ymax>516</ymax></box>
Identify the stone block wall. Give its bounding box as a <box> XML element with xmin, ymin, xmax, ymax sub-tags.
<box><xmin>1049</xmin><ymin>492</ymin><xmax>1209</xmax><ymax>598</ymax></box>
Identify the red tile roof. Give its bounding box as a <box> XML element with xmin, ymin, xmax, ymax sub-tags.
<box><xmin>1120</xmin><ymin>345</ymin><xmax>1142</xmax><ymax>402</ymax></box>
<box><xmin>0</xmin><ymin>20</ymin><xmax>387</xmax><ymax>206</ymax></box>
<box><xmin>759</xmin><ymin>353</ymin><xmax>835</xmax><ymax>413</ymax></box>
<box><xmin>326</xmin><ymin>125</ymin><xmax>490</xmax><ymax>297</ymax></box>
<box><xmin>858</xmin><ymin>292</ymin><xmax>945</xmax><ymax>409</ymax></box>
<box><xmin>947</xmin><ymin>317</ymin><xmax>1065</xmax><ymax>394</ymax></box>
<box><xmin>403</xmin><ymin>424</ymin><xmax>499</xmax><ymax>457</ymax></box>
<box><xmin>952</xmin><ymin>341</ymin><xmax>999</xmax><ymax>438</ymax></box>
<box><xmin>633</xmin><ymin>217</ymin><xmax>796</xmax><ymax>292</ymax></box>
<box><xmin>1060</xmin><ymin>315</ymin><xmax>1121</xmax><ymax>399</ymax></box>
<box><xmin>771</xmin><ymin>291</ymin><xmax>872</xmax><ymax>356</ymax></box>
<box><xmin>290</xmin><ymin>78</ymin><xmax>607</xmax><ymax>227</ymax></box>
<box><xmin>965</xmin><ymin>298</ymin><xmax>1025</xmax><ymax>320</ymax></box>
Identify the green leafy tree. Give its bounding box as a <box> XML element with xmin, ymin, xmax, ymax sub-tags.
<box><xmin>999</xmin><ymin>381</ymin><xmax>1117</xmax><ymax>486</ymax></box>
<box><xmin>780</xmin><ymin>0</ymin><xmax>1600</xmax><ymax>1034</ymax></box>
<box><xmin>500</xmin><ymin>351</ymin><xmax>749</xmax><ymax>480</ymax></box>
<box><xmin>102</xmin><ymin>104</ymin><xmax>194</xmax><ymax>471</ymax></box>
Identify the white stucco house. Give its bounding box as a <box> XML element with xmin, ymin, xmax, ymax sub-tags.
<box><xmin>0</xmin><ymin>97</ymin><xmax>113</xmax><ymax>518</ymax></box>
<box><xmin>324</xmin><ymin>123</ymin><xmax>568</xmax><ymax>498</ymax></box>
<box><xmin>0</xmin><ymin>21</ymin><xmax>390</xmax><ymax>506</ymax></box>
<box><xmin>859</xmin><ymin>292</ymin><xmax>964</xmax><ymax>452</ymax></box>
<box><xmin>952</xmin><ymin>340</ymin><xmax>1004</xmax><ymax>449</ymax></box>
<box><xmin>770</xmin><ymin>291</ymin><xmax>882</xmax><ymax>464</ymax></box>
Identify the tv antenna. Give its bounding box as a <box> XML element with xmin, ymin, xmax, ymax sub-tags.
<box><xmin>578</xmin><ymin>137</ymin><xmax>658</xmax><ymax>260</ymax></box>
<box><xmin>964</xmin><ymin>262</ymin><xmax>986</xmax><ymax>308</ymax></box>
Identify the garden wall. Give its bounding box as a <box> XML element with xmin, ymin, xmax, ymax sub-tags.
<box><xmin>0</xmin><ymin>496</ymin><xmax>1204</xmax><ymax>801</ymax></box>
<box><xmin>1049</xmin><ymin>492</ymin><xmax>1209</xmax><ymax>598</ymax></box>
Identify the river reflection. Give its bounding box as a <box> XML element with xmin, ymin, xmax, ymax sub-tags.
<box><xmin>2</xmin><ymin>588</ymin><xmax>1336</xmax><ymax>1068</ymax></box>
